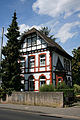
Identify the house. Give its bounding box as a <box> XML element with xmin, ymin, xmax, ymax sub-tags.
<box><xmin>20</xmin><ymin>28</ymin><xmax>72</xmax><ymax>91</ymax></box>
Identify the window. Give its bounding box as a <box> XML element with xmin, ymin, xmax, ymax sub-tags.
<box><xmin>21</xmin><ymin>62</ymin><xmax>25</xmax><ymax>68</ymax></box>
<box><xmin>42</xmin><ymin>39</ymin><xmax>45</xmax><ymax>43</ymax></box>
<box><xmin>21</xmin><ymin>38</ymin><xmax>27</xmax><ymax>48</ymax></box>
<box><xmin>40</xmin><ymin>54</ymin><xmax>46</xmax><ymax>66</ymax></box>
<box><xmin>32</xmin><ymin>36</ymin><xmax>36</xmax><ymax>46</ymax></box>
<box><xmin>24</xmin><ymin>38</ymin><xmax>27</xmax><ymax>43</ymax></box>
<box><xmin>64</xmin><ymin>58</ymin><xmax>70</xmax><ymax>71</ymax></box>
<box><xmin>28</xmin><ymin>38</ymin><xmax>31</xmax><ymax>47</ymax></box>
<box><xmin>22</xmin><ymin>43</ymin><xmax>26</xmax><ymax>48</ymax></box>
<box><xmin>20</xmin><ymin>57</ymin><xmax>25</xmax><ymax>68</ymax></box>
<box><xmin>64</xmin><ymin>59</ymin><xmax>67</xmax><ymax>70</ymax></box>
<box><xmin>27</xmin><ymin>34</ymin><xmax>37</xmax><ymax>47</ymax></box>
<box><xmin>67</xmin><ymin>60</ymin><xmax>70</xmax><ymax>71</ymax></box>
<box><xmin>58</xmin><ymin>78</ymin><xmax>62</xmax><ymax>83</ymax></box>
<box><xmin>29</xmin><ymin>56</ymin><xmax>35</xmax><ymax>68</ymax></box>
<box><xmin>20</xmin><ymin>57</ymin><xmax>25</xmax><ymax>73</ymax></box>
<box><xmin>40</xmin><ymin>76</ymin><xmax>46</xmax><ymax>87</ymax></box>
<box><xmin>67</xmin><ymin>77</ymin><xmax>71</xmax><ymax>87</ymax></box>
<box><xmin>29</xmin><ymin>76</ymin><xmax>34</xmax><ymax>91</ymax></box>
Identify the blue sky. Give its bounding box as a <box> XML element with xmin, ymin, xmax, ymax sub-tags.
<box><xmin>0</xmin><ymin>0</ymin><xmax>80</xmax><ymax>56</ymax></box>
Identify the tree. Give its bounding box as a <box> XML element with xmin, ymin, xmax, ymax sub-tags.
<box><xmin>1</xmin><ymin>12</ymin><xmax>23</xmax><ymax>91</ymax></box>
<box><xmin>39</xmin><ymin>27</ymin><xmax>56</xmax><ymax>41</ymax></box>
<box><xmin>72</xmin><ymin>47</ymin><xmax>80</xmax><ymax>85</ymax></box>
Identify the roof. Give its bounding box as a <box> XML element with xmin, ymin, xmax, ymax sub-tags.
<box><xmin>21</xmin><ymin>28</ymin><xmax>72</xmax><ymax>59</ymax></box>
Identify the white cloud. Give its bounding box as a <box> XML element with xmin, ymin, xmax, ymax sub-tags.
<box><xmin>20</xmin><ymin>0</ymin><xmax>25</xmax><ymax>2</ymax></box>
<box><xmin>32</xmin><ymin>0</ymin><xmax>80</xmax><ymax>18</ymax></box>
<box><xmin>19</xmin><ymin>20</ymin><xmax>59</xmax><ymax>35</ymax></box>
<box><xmin>78</xmin><ymin>14</ymin><xmax>80</xmax><ymax>18</ymax></box>
<box><xmin>55</xmin><ymin>21</ymin><xmax>80</xmax><ymax>43</ymax></box>
<box><xmin>19</xmin><ymin>24</ymin><xmax>41</xmax><ymax>34</ymax></box>
<box><xmin>30</xmin><ymin>25</ymin><xmax>41</xmax><ymax>30</ymax></box>
<box><xmin>43</xmin><ymin>20</ymin><xmax>59</xmax><ymax>28</ymax></box>
<box><xmin>19</xmin><ymin>24</ymin><xmax>30</xmax><ymax>34</ymax></box>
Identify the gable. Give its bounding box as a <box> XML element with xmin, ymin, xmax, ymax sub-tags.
<box><xmin>56</xmin><ymin>57</ymin><xmax>64</xmax><ymax>71</ymax></box>
<box><xmin>20</xmin><ymin>32</ymin><xmax>47</xmax><ymax>52</ymax></box>
<box><xmin>20</xmin><ymin>28</ymin><xmax>72</xmax><ymax>59</ymax></box>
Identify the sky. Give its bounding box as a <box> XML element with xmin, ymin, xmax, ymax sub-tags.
<box><xmin>0</xmin><ymin>0</ymin><xmax>80</xmax><ymax>56</ymax></box>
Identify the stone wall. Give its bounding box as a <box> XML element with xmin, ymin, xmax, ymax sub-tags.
<box><xmin>6</xmin><ymin>92</ymin><xmax>63</xmax><ymax>107</ymax></box>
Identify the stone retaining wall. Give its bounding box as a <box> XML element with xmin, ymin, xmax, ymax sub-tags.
<box><xmin>5</xmin><ymin>92</ymin><xmax>63</xmax><ymax>107</ymax></box>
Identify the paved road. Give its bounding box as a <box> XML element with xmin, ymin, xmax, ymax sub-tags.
<box><xmin>0</xmin><ymin>109</ymin><xmax>78</xmax><ymax>120</ymax></box>
<box><xmin>0</xmin><ymin>104</ymin><xmax>80</xmax><ymax>119</ymax></box>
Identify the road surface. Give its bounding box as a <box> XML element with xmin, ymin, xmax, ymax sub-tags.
<box><xmin>0</xmin><ymin>109</ymin><xmax>78</xmax><ymax>120</ymax></box>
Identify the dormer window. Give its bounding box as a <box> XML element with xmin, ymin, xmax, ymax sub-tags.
<box><xmin>40</xmin><ymin>54</ymin><xmax>46</xmax><ymax>66</ymax></box>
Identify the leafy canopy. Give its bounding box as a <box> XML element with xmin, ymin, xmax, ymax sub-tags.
<box><xmin>39</xmin><ymin>27</ymin><xmax>56</xmax><ymax>42</ymax></box>
<box><xmin>72</xmin><ymin>47</ymin><xmax>80</xmax><ymax>85</ymax></box>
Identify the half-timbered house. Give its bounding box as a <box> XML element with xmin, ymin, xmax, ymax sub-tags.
<box><xmin>20</xmin><ymin>28</ymin><xmax>72</xmax><ymax>91</ymax></box>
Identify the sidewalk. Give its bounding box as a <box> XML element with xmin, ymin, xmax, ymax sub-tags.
<box><xmin>0</xmin><ymin>103</ymin><xmax>80</xmax><ymax>119</ymax></box>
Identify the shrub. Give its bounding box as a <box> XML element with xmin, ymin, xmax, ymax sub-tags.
<box><xmin>55</xmin><ymin>88</ymin><xmax>74</xmax><ymax>97</ymax></box>
<box><xmin>0</xmin><ymin>88</ymin><xmax>3</xmax><ymax>98</ymax></box>
<box><xmin>73</xmin><ymin>84</ymin><xmax>80</xmax><ymax>95</ymax></box>
<box><xmin>55</xmin><ymin>88</ymin><xmax>74</xmax><ymax>105</ymax></box>
<box><xmin>39</xmin><ymin>84</ymin><xmax>54</xmax><ymax>92</ymax></box>
<box><xmin>56</xmin><ymin>81</ymin><xmax>69</xmax><ymax>89</ymax></box>
<box><xmin>0</xmin><ymin>87</ymin><xmax>13</xmax><ymax>101</ymax></box>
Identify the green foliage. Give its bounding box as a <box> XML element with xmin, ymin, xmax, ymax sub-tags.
<box><xmin>72</xmin><ymin>47</ymin><xmax>80</xmax><ymax>85</ymax></box>
<box><xmin>39</xmin><ymin>82</ymin><xmax>74</xmax><ymax>105</ymax></box>
<box><xmin>73</xmin><ymin>84</ymin><xmax>80</xmax><ymax>95</ymax></box>
<box><xmin>39</xmin><ymin>27</ymin><xmax>56</xmax><ymax>42</ymax></box>
<box><xmin>0</xmin><ymin>86</ymin><xmax>14</xmax><ymax>101</ymax></box>
<box><xmin>56</xmin><ymin>81</ymin><xmax>69</xmax><ymax>89</ymax></box>
<box><xmin>39</xmin><ymin>82</ymin><xmax>70</xmax><ymax>92</ymax></box>
<box><xmin>0</xmin><ymin>88</ymin><xmax>3</xmax><ymax>98</ymax></box>
<box><xmin>1</xmin><ymin>12</ymin><xmax>23</xmax><ymax>91</ymax></box>
<box><xmin>39</xmin><ymin>84</ymin><xmax>54</xmax><ymax>92</ymax></box>
<box><xmin>55</xmin><ymin>88</ymin><xmax>74</xmax><ymax>97</ymax></box>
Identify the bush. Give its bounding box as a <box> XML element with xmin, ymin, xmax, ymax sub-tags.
<box><xmin>39</xmin><ymin>84</ymin><xmax>54</xmax><ymax>92</ymax></box>
<box><xmin>55</xmin><ymin>88</ymin><xmax>74</xmax><ymax>105</ymax></box>
<box><xmin>0</xmin><ymin>88</ymin><xmax>3</xmax><ymax>98</ymax></box>
<box><xmin>55</xmin><ymin>88</ymin><xmax>74</xmax><ymax>97</ymax></box>
<box><xmin>56</xmin><ymin>81</ymin><xmax>69</xmax><ymax>89</ymax></box>
<box><xmin>0</xmin><ymin>87</ymin><xmax>13</xmax><ymax>101</ymax></box>
<box><xmin>39</xmin><ymin>83</ymin><xmax>74</xmax><ymax>105</ymax></box>
<box><xmin>73</xmin><ymin>84</ymin><xmax>80</xmax><ymax>95</ymax></box>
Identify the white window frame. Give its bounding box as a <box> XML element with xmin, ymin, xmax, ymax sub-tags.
<box><xmin>28</xmin><ymin>38</ymin><xmax>31</xmax><ymax>47</ymax></box>
<box><xmin>29</xmin><ymin>56</ymin><xmax>35</xmax><ymax>68</ymax></box>
<box><xmin>32</xmin><ymin>36</ymin><xmax>36</xmax><ymax>46</ymax></box>
<box><xmin>40</xmin><ymin>54</ymin><xmax>46</xmax><ymax>66</ymax></box>
<box><xmin>40</xmin><ymin>76</ymin><xmax>46</xmax><ymax>87</ymax></box>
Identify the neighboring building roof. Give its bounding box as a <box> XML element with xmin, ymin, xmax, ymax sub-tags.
<box><xmin>21</xmin><ymin>28</ymin><xmax>72</xmax><ymax>59</ymax></box>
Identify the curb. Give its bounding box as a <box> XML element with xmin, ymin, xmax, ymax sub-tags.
<box><xmin>44</xmin><ymin>114</ymin><xmax>80</xmax><ymax>120</ymax></box>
